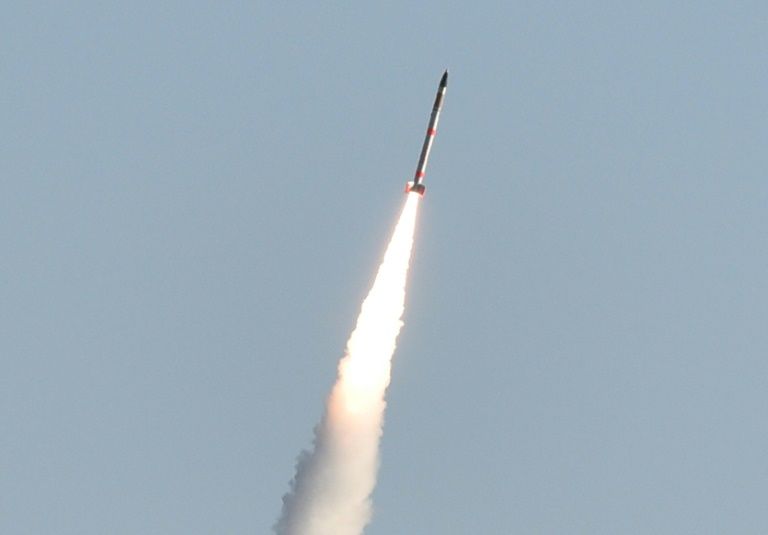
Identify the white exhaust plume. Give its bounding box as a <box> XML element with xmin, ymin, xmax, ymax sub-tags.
<box><xmin>275</xmin><ymin>193</ymin><xmax>421</xmax><ymax>535</ymax></box>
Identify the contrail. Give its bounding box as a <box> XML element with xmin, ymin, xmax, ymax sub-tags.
<box><xmin>275</xmin><ymin>193</ymin><xmax>420</xmax><ymax>535</ymax></box>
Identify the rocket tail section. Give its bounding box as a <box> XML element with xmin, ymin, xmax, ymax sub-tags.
<box><xmin>405</xmin><ymin>182</ymin><xmax>426</xmax><ymax>196</ymax></box>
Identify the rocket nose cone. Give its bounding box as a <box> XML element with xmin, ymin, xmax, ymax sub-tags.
<box><xmin>440</xmin><ymin>70</ymin><xmax>448</xmax><ymax>87</ymax></box>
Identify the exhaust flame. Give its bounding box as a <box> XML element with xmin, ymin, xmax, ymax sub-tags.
<box><xmin>275</xmin><ymin>193</ymin><xmax>421</xmax><ymax>535</ymax></box>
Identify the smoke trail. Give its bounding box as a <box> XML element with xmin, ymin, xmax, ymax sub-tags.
<box><xmin>275</xmin><ymin>193</ymin><xmax>421</xmax><ymax>535</ymax></box>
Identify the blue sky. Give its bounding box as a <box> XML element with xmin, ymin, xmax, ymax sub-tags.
<box><xmin>3</xmin><ymin>2</ymin><xmax>768</xmax><ymax>533</ymax></box>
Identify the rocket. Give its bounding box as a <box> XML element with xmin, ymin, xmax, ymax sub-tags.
<box><xmin>406</xmin><ymin>70</ymin><xmax>448</xmax><ymax>196</ymax></box>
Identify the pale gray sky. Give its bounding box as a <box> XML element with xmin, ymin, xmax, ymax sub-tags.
<box><xmin>2</xmin><ymin>2</ymin><xmax>767</xmax><ymax>534</ymax></box>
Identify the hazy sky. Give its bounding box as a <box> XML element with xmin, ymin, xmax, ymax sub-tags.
<box><xmin>3</xmin><ymin>2</ymin><xmax>768</xmax><ymax>534</ymax></box>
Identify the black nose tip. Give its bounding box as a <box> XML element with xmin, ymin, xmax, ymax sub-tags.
<box><xmin>440</xmin><ymin>70</ymin><xmax>448</xmax><ymax>87</ymax></box>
